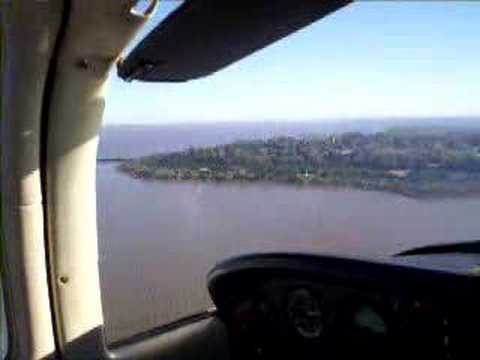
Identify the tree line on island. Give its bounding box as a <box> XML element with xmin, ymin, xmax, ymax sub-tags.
<box><xmin>118</xmin><ymin>127</ymin><xmax>480</xmax><ymax>197</ymax></box>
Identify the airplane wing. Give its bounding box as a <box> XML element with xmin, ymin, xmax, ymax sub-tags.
<box><xmin>118</xmin><ymin>0</ymin><xmax>351</xmax><ymax>82</ymax></box>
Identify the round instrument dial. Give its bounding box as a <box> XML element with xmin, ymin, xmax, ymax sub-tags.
<box><xmin>353</xmin><ymin>305</ymin><xmax>387</xmax><ymax>335</ymax></box>
<box><xmin>287</xmin><ymin>288</ymin><xmax>323</xmax><ymax>339</ymax></box>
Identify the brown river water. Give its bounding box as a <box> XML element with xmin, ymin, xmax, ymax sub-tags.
<box><xmin>96</xmin><ymin>123</ymin><xmax>480</xmax><ymax>342</ymax></box>
<box><xmin>97</xmin><ymin>162</ymin><xmax>480</xmax><ymax>342</ymax></box>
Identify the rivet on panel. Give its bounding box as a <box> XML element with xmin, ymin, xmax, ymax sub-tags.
<box><xmin>58</xmin><ymin>276</ymin><xmax>69</xmax><ymax>285</ymax></box>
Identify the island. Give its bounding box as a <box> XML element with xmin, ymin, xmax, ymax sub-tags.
<box><xmin>117</xmin><ymin>128</ymin><xmax>480</xmax><ymax>198</ymax></box>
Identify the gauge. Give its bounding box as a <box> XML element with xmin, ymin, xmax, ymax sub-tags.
<box><xmin>286</xmin><ymin>288</ymin><xmax>323</xmax><ymax>339</ymax></box>
<box><xmin>353</xmin><ymin>306</ymin><xmax>387</xmax><ymax>335</ymax></box>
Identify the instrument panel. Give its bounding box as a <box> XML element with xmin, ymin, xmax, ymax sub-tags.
<box><xmin>228</xmin><ymin>278</ymin><xmax>453</xmax><ymax>359</ymax></box>
<box><xmin>208</xmin><ymin>253</ymin><xmax>480</xmax><ymax>360</ymax></box>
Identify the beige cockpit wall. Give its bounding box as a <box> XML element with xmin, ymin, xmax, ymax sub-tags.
<box><xmin>1</xmin><ymin>1</ymin><xmax>152</xmax><ymax>359</ymax></box>
<box><xmin>43</xmin><ymin>0</ymin><xmax>153</xmax><ymax>358</ymax></box>
<box><xmin>1</xmin><ymin>2</ymin><xmax>63</xmax><ymax>358</ymax></box>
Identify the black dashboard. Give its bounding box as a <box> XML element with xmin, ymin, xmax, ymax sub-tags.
<box><xmin>207</xmin><ymin>253</ymin><xmax>480</xmax><ymax>360</ymax></box>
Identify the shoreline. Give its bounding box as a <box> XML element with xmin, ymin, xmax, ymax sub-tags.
<box><xmin>116</xmin><ymin>165</ymin><xmax>480</xmax><ymax>200</ymax></box>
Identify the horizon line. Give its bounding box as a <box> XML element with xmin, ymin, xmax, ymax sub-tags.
<box><xmin>103</xmin><ymin>115</ymin><xmax>480</xmax><ymax>127</ymax></box>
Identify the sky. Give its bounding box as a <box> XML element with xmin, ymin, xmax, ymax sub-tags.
<box><xmin>104</xmin><ymin>1</ymin><xmax>480</xmax><ymax>125</ymax></box>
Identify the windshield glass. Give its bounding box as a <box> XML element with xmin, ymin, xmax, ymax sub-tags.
<box><xmin>98</xmin><ymin>2</ymin><xmax>480</xmax><ymax>343</ymax></box>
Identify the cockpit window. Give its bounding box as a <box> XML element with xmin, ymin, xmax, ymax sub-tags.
<box><xmin>98</xmin><ymin>2</ymin><xmax>480</xmax><ymax>343</ymax></box>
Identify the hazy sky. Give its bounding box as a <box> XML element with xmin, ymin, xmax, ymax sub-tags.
<box><xmin>104</xmin><ymin>2</ymin><xmax>480</xmax><ymax>125</ymax></box>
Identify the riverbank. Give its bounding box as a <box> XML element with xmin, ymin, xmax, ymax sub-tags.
<box><xmin>117</xmin><ymin>164</ymin><xmax>480</xmax><ymax>199</ymax></box>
